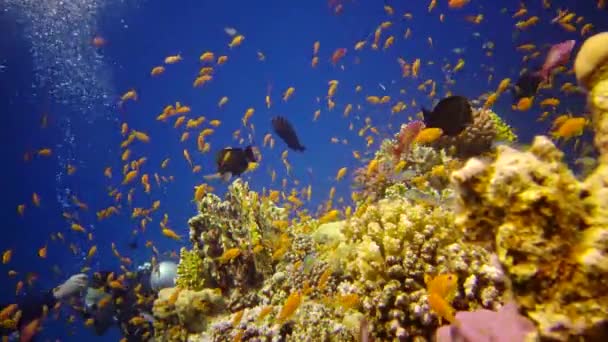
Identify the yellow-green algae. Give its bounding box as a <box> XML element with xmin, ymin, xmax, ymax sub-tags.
<box><xmin>487</xmin><ymin>109</ymin><xmax>518</xmax><ymax>143</ymax></box>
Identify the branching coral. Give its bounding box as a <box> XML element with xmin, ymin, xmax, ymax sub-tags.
<box><xmin>487</xmin><ymin>109</ymin><xmax>518</xmax><ymax>143</ymax></box>
<box><xmin>175</xmin><ymin>248</ymin><xmax>207</xmax><ymax>291</ymax></box>
<box><xmin>330</xmin><ymin>196</ymin><xmax>505</xmax><ymax>340</ymax></box>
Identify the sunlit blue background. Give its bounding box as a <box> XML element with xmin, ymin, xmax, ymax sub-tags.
<box><xmin>1</xmin><ymin>0</ymin><xmax>606</xmax><ymax>340</ymax></box>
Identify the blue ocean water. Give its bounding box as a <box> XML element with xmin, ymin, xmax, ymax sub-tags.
<box><xmin>0</xmin><ymin>0</ymin><xmax>606</xmax><ymax>340</ymax></box>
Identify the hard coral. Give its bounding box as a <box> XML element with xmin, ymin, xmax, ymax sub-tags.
<box><xmin>333</xmin><ymin>196</ymin><xmax>505</xmax><ymax>340</ymax></box>
<box><xmin>353</xmin><ymin>141</ymin><xmax>456</xmax><ymax>204</ymax></box>
<box><xmin>182</xmin><ymin>179</ymin><xmax>287</xmax><ymax>298</ymax></box>
<box><xmin>153</xmin><ymin>287</ymin><xmax>226</xmax><ymax>341</ymax></box>
<box><xmin>430</xmin><ymin>107</ymin><xmax>500</xmax><ymax>158</ymax></box>
<box><xmin>451</xmin><ymin>136</ymin><xmax>608</xmax><ymax>340</ymax></box>
<box><xmin>175</xmin><ymin>248</ymin><xmax>207</xmax><ymax>291</ymax></box>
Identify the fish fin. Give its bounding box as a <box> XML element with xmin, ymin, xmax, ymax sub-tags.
<box><xmin>244</xmin><ymin>145</ymin><xmax>257</xmax><ymax>162</ymax></box>
<box><xmin>534</xmin><ymin>69</ymin><xmax>548</xmax><ymax>82</ymax></box>
<box><xmin>222</xmin><ymin>172</ymin><xmax>233</xmax><ymax>182</ymax></box>
<box><xmin>203</xmin><ymin>173</ymin><xmax>223</xmax><ymax>181</ymax></box>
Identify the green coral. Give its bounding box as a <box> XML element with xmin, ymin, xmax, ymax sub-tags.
<box><xmin>175</xmin><ymin>248</ymin><xmax>206</xmax><ymax>291</ymax></box>
<box><xmin>487</xmin><ymin>109</ymin><xmax>517</xmax><ymax>142</ymax></box>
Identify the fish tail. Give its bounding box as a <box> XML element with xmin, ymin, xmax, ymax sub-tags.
<box><xmin>535</xmin><ymin>69</ymin><xmax>548</xmax><ymax>82</ymax></box>
<box><xmin>421</xmin><ymin>108</ymin><xmax>432</xmax><ymax>126</ymax></box>
<box><xmin>222</xmin><ymin>172</ymin><xmax>233</xmax><ymax>182</ymax></box>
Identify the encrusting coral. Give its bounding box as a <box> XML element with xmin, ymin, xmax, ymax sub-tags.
<box><xmin>449</xmin><ymin>32</ymin><xmax>608</xmax><ymax>341</ymax></box>
<box><xmin>152</xmin><ymin>287</ymin><xmax>226</xmax><ymax>340</ymax></box>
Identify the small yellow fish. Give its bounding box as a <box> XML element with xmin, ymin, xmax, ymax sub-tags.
<box><xmin>150</xmin><ymin>66</ymin><xmax>165</xmax><ymax>76</ymax></box>
<box><xmin>425</xmin><ymin>273</ymin><xmax>458</xmax><ymax>324</ymax></box>
<box><xmin>283</xmin><ymin>87</ymin><xmax>295</xmax><ymax>102</ymax></box>
<box><xmin>162</xmin><ymin>228</ymin><xmax>182</xmax><ymax>241</ymax></box>
<box><xmin>414</xmin><ymin>128</ymin><xmax>443</xmax><ymax>144</ymax></box>
<box><xmin>229</xmin><ymin>35</ymin><xmax>245</xmax><ymax>48</ymax></box>
<box><xmin>335</xmin><ymin>167</ymin><xmax>348</xmax><ymax>181</ymax></box>
<box><xmin>164</xmin><ymin>54</ymin><xmax>182</xmax><ymax>64</ymax></box>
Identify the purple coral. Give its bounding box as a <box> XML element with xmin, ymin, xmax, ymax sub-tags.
<box><xmin>435</xmin><ymin>302</ymin><xmax>537</xmax><ymax>342</ymax></box>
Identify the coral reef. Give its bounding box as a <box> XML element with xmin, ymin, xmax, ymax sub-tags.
<box><xmin>185</xmin><ymin>179</ymin><xmax>287</xmax><ymax>299</ymax></box>
<box><xmin>487</xmin><ymin>109</ymin><xmax>518</xmax><ymax>143</ymax></box>
<box><xmin>450</xmin><ymin>137</ymin><xmax>607</xmax><ymax>340</ymax></box>
<box><xmin>353</xmin><ymin>141</ymin><xmax>457</xmax><ymax>204</ymax></box>
<box><xmin>175</xmin><ymin>248</ymin><xmax>207</xmax><ymax>291</ymax></box>
<box><xmin>430</xmin><ymin>108</ymin><xmax>502</xmax><ymax>158</ymax></box>
<box><xmin>330</xmin><ymin>196</ymin><xmax>505</xmax><ymax>340</ymax></box>
<box><xmin>153</xmin><ymin>287</ymin><xmax>226</xmax><ymax>340</ymax></box>
<box><xmin>151</xmin><ymin>33</ymin><xmax>608</xmax><ymax>341</ymax></box>
<box><xmin>445</xmin><ymin>32</ymin><xmax>608</xmax><ymax>341</ymax></box>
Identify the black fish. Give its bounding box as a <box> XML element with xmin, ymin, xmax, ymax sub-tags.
<box><xmin>216</xmin><ymin>145</ymin><xmax>257</xmax><ymax>178</ymax></box>
<box><xmin>513</xmin><ymin>71</ymin><xmax>543</xmax><ymax>101</ymax></box>
<box><xmin>127</xmin><ymin>236</ymin><xmax>138</xmax><ymax>250</ymax></box>
<box><xmin>422</xmin><ymin>95</ymin><xmax>473</xmax><ymax>136</ymax></box>
<box><xmin>271</xmin><ymin>116</ymin><xmax>306</xmax><ymax>151</ymax></box>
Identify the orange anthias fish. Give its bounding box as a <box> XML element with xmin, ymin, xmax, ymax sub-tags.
<box><xmin>425</xmin><ymin>273</ymin><xmax>458</xmax><ymax>324</ymax></box>
<box><xmin>331</xmin><ymin>48</ymin><xmax>347</xmax><ymax>65</ymax></box>
<box><xmin>92</xmin><ymin>36</ymin><xmax>106</xmax><ymax>47</ymax></box>
<box><xmin>448</xmin><ymin>0</ymin><xmax>469</xmax><ymax>8</ymax></box>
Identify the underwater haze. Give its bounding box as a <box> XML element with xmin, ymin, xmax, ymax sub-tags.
<box><xmin>1</xmin><ymin>0</ymin><xmax>608</xmax><ymax>341</ymax></box>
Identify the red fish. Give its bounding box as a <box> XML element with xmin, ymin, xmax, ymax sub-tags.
<box><xmin>539</xmin><ymin>40</ymin><xmax>576</xmax><ymax>80</ymax></box>
<box><xmin>331</xmin><ymin>48</ymin><xmax>347</xmax><ymax>65</ymax></box>
<box><xmin>392</xmin><ymin>120</ymin><xmax>425</xmax><ymax>161</ymax></box>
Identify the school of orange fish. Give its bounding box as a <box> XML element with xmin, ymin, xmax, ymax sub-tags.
<box><xmin>4</xmin><ymin>0</ymin><xmax>605</xmax><ymax>337</ymax></box>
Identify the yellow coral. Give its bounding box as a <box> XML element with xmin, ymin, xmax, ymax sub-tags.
<box><xmin>487</xmin><ymin>109</ymin><xmax>517</xmax><ymax>142</ymax></box>
<box><xmin>176</xmin><ymin>248</ymin><xmax>206</xmax><ymax>290</ymax></box>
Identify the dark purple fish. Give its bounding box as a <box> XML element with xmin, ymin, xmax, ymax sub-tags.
<box><xmin>539</xmin><ymin>40</ymin><xmax>576</xmax><ymax>81</ymax></box>
<box><xmin>422</xmin><ymin>95</ymin><xmax>473</xmax><ymax>136</ymax></box>
<box><xmin>271</xmin><ymin>116</ymin><xmax>306</xmax><ymax>151</ymax></box>
<box><xmin>513</xmin><ymin>70</ymin><xmax>544</xmax><ymax>101</ymax></box>
<box><xmin>216</xmin><ymin>145</ymin><xmax>257</xmax><ymax>177</ymax></box>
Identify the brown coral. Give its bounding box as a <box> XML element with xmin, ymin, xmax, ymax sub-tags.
<box><xmin>429</xmin><ymin>107</ymin><xmax>497</xmax><ymax>158</ymax></box>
